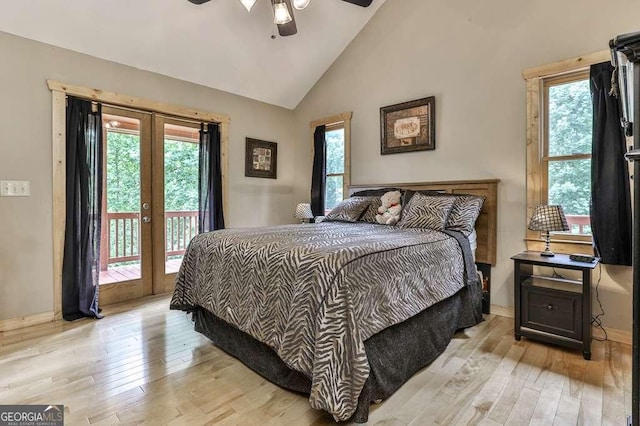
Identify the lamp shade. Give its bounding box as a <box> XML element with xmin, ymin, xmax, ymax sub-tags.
<box><xmin>295</xmin><ymin>203</ymin><xmax>314</xmax><ymax>220</ymax></box>
<box><xmin>528</xmin><ymin>205</ymin><xmax>569</xmax><ymax>232</ymax></box>
<box><xmin>273</xmin><ymin>1</ymin><xmax>292</xmax><ymax>24</ymax></box>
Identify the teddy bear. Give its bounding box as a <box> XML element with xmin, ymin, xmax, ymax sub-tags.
<box><xmin>376</xmin><ymin>190</ymin><xmax>402</xmax><ymax>225</ymax></box>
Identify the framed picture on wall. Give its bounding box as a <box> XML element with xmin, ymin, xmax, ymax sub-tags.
<box><xmin>245</xmin><ymin>138</ymin><xmax>278</xmax><ymax>179</ymax></box>
<box><xmin>380</xmin><ymin>96</ymin><xmax>436</xmax><ymax>155</ymax></box>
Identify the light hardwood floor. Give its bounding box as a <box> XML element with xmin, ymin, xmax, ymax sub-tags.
<box><xmin>0</xmin><ymin>295</ymin><xmax>631</xmax><ymax>425</ymax></box>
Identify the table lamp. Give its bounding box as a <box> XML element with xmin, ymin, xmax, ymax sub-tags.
<box><xmin>294</xmin><ymin>203</ymin><xmax>314</xmax><ymax>223</ymax></box>
<box><xmin>528</xmin><ymin>205</ymin><xmax>569</xmax><ymax>257</ymax></box>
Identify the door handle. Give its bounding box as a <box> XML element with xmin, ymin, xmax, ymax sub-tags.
<box><xmin>142</xmin><ymin>216</ymin><xmax>151</xmax><ymax>224</ymax></box>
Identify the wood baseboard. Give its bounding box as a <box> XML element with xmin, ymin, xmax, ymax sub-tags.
<box><xmin>489</xmin><ymin>304</ymin><xmax>632</xmax><ymax>346</ymax></box>
<box><xmin>490</xmin><ymin>304</ymin><xmax>514</xmax><ymax>318</ymax></box>
<box><xmin>0</xmin><ymin>311</ymin><xmax>54</xmax><ymax>333</ymax></box>
<box><xmin>593</xmin><ymin>327</ymin><xmax>632</xmax><ymax>346</ymax></box>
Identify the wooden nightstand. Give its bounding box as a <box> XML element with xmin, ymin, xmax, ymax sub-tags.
<box><xmin>511</xmin><ymin>251</ymin><xmax>599</xmax><ymax>360</ymax></box>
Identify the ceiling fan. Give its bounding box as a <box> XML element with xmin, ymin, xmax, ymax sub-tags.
<box><xmin>187</xmin><ymin>0</ymin><xmax>373</xmax><ymax>37</ymax></box>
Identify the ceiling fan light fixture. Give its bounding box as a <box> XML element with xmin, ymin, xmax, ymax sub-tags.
<box><xmin>273</xmin><ymin>1</ymin><xmax>292</xmax><ymax>25</ymax></box>
<box><xmin>292</xmin><ymin>0</ymin><xmax>311</xmax><ymax>10</ymax></box>
<box><xmin>239</xmin><ymin>0</ymin><xmax>257</xmax><ymax>12</ymax></box>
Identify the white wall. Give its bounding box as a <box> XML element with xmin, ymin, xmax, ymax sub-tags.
<box><xmin>293</xmin><ymin>0</ymin><xmax>640</xmax><ymax>331</ymax></box>
<box><xmin>0</xmin><ymin>31</ymin><xmax>296</xmax><ymax>321</ymax></box>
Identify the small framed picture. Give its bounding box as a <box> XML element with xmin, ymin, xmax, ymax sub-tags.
<box><xmin>380</xmin><ymin>96</ymin><xmax>436</xmax><ymax>155</ymax></box>
<box><xmin>245</xmin><ymin>138</ymin><xmax>277</xmax><ymax>179</ymax></box>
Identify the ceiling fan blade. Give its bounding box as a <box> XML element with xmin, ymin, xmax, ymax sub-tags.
<box><xmin>273</xmin><ymin>0</ymin><xmax>298</xmax><ymax>36</ymax></box>
<box><xmin>341</xmin><ymin>0</ymin><xmax>373</xmax><ymax>6</ymax></box>
<box><xmin>187</xmin><ymin>0</ymin><xmax>211</xmax><ymax>4</ymax></box>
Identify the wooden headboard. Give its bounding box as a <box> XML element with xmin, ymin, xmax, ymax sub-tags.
<box><xmin>349</xmin><ymin>179</ymin><xmax>499</xmax><ymax>265</ymax></box>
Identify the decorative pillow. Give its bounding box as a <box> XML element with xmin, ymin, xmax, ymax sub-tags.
<box><xmin>359</xmin><ymin>197</ymin><xmax>383</xmax><ymax>223</ymax></box>
<box><xmin>402</xmin><ymin>190</ymin><xmax>485</xmax><ymax>235</ymax></box>
<box><xmin>402</xmin><ymin>189</ymin><xmax>445</xmax><ymax>206</ymax></box>
<box><xmin>324</xmin><ymin>197</ymin><xmax>372</xmax><ymax>223</ymax></box>
<box><xmin>397</xmin><ymin>193</ymin><xmax>456</xmax><ymax>230</ymax></box>
<box><xmin>447</xmin><ymin>195</ymin><xmax>485</xmax><ymax>235</ymax></box>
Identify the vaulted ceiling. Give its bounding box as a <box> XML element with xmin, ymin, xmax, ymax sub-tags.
<box><xmin>0</xmin><ymin>0</ymin><xmax>385</xmax><ymax>109</ymax></box>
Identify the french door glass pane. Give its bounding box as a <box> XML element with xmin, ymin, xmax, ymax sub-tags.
<box><xmin>164</xmin><ymin>123</ymin><xmax>200</xmax><ymax>274</ymax></box>
<box><xmin>548</xmin><ymin>159</ymin><xmax>592</xmax><ymax>235</ymax></box>
<box><xmin>100</xmin><ymin>114</ymin><xmax>142</xmax><ymax>284</ymax></box>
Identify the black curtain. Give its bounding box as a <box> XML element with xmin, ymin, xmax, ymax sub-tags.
<box><xmin>590</xmin><ymin>62</ymin><xmax>632</xmax><ymax>265</ymax></box>
<box><xmin>198</xmin><ymin>123</ymin><xmax>225</xmax><ymax>233</ymax></box>
<box><xmin>311</xmin><ymin>125</ymin><xmax>326</xmax><ymax>217</ymax></box>
<box><xmin>62</xmin><ymin>97</ymin><xmax>103</xmax><ymax>320</ymax></box>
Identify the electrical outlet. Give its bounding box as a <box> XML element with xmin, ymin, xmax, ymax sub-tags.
<box><xmin>0</xmin><ymin>180</ymin><xmax>30</xmax><ymax>197</ymax></box>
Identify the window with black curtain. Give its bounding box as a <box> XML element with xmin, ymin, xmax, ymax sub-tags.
<box><xmin>324</xmin><ymin>123</ymin><xmax>347</xmax><ymax>213</ymax></box>
<box><xmin>310</xmin><ymin>113</ymin><xmax>352</xmax><ymax>218</ymax></box>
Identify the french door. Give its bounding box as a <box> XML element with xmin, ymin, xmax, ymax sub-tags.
<box><xmin>98</xmin><ymin>106</ymin><xmax>201</xmax><ymax>305</ymax></box>
<box><xmin>152</xmin><ymin>115</ymin><xmax>201</xmax><ymax>294</ymax></box>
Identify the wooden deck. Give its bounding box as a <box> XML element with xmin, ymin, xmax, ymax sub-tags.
<box><xmin>0</xmin><ymin>295</ymin><xmax>631</xmax><ymax>425</ymax></box>
<box><xmin>99</xmin><ymin>258</ymin><xmax>183</xmax><ymax>285</ymax></box>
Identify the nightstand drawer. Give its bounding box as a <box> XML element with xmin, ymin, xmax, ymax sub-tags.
<box><xmin>521</xmin><ymin>286</ymin><xmax>582</xmax><ymax>340</ymax></box>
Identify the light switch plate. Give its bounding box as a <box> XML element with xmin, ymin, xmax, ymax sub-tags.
<box><xmin>1</xmin><ymin>180</ymin><xmax>30</xmax><ymax>197</ymax></box>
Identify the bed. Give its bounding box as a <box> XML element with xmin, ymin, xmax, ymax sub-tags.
<box><xmin>170</xmin><ymin>179</ymin><xmax>499</xmax><ymax>422</ymax></box>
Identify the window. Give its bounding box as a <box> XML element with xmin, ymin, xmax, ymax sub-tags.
<box><xmin>309</xmin><ymin>112</ymin><xmax>352</xmax><ymax>214</ymax></box>
<box><xmin>325</xmin><ymin>124</ymin><xmax>346</xmax><ymax>212</ymax></box>
<box><xmin>523</xmin><ymin>50</ymin><xmax>610</xmax><ymax>252</ymax></box>
<box><xmin>543</xmin><ymin>72</ymin><xmax>593</xmax><ymax>237</ymax></box>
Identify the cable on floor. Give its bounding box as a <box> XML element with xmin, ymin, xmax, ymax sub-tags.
<box><xmin>591</xmin><ymin>263</ymin><xmax>608</xmax><ymax>341</ymax></box>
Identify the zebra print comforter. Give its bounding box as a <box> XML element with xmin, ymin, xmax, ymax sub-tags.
<box><xmin>170</xmin><ymin>222</ymin><xmax>473</xmax><ymax>421</ymax></box>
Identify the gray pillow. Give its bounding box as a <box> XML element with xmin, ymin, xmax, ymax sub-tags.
<box><xmin>351</xmin><ymin>188</ymin><xmax>404</xmax><ymax>223</ymax></box>
<box><xmin>402</xmin><ymin>189</ymin><xmax>445</xmax><ymax>206</ymax></box>
<box><xmin>359</xmin><ymin>197</ymin><xmax>383</xmax><ymax>223</ymax></box>
<box><xmin>324</xmin><ymin>197</ymin><xmax>372</xmax><ymax>223</ymax></box>
<box><xmin>397</xmin><ymin>193</ymin><xmax>456</xmax><ymax>230</ymax></box>
<box><xmin>351</xmin><ymin>188</ymin><xmax>405</xmax><ymax>197</ymax></box>
<box><xmin>447</xmin><ymin>195</ymin><xmax>485</xmax><ymax>235</ymax></box>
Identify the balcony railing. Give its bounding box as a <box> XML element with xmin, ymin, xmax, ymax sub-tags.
<box><xmin>100</xmin><ymin>210</ymin><xmax>198</xmax><ymax>270</ymax></box>
<box><xmin>102</xmin><ymin>212</ymin><xmax>140</xmax><ymax>267</ymax></box>
<box><xmin>166</xmin><ymin>211</ymin><xmax>198</xmax><ymax>257</ymax></box>
<box><xmin>565</xmin><ymin>214</ymin><xmax>591</xmax><ymax>235</ymax></box>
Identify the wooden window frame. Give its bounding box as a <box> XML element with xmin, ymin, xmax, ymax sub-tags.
<box><xmin>324</xmin><ymin>122</ymin><xmax>347</xmax><ymax>214</ymax></box>
<box><xmin>523</xmin><ymin>50</ymin><xmax>610</xmax><ymax>254</ymax></box>
<box><xmin>310</xmin><ymin>112</ymin><xmax>352</xmax><ymax>209</ymax></box>
<box><xmin>542</xmin><ymin>70</ymin><xmax>592</xmax><ymax>242</ymax></box>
